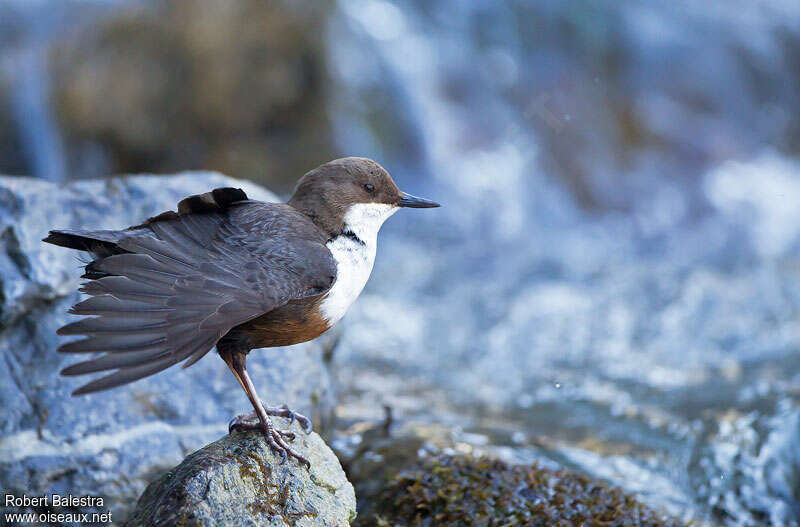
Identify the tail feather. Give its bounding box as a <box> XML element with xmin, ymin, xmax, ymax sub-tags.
<box><xmin>44</xmin><ymin>229</ymin><xmax>129</xmax><ymax>279</ymax></box>
<box><xmin>43</xmin><ymin>229</ymin><xmax>125</xmax><ymax>254</ymax></box>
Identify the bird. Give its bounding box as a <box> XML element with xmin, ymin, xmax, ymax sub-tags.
<box><xmin>43</xmin><ymin>157</ymin><xmax>439</xmax><ymax>466</ymax></box>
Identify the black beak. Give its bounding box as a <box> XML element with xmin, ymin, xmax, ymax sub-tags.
<box><xmin>397</xmin><ymin>192</ymin><xmax>440</xmax><ymax>208</ymax></box>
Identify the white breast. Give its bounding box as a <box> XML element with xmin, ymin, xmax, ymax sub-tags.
<box><xmin>319</xmin><ymin>203</ymin><xmax>398</xmax><ymax>325</ymax></box>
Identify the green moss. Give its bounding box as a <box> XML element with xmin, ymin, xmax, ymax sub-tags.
<box><xmin>357</xmin><ymin>454</ymin><xmax>686</xmax><ymax>526</ymax></box>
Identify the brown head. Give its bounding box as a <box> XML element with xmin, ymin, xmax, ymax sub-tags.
<box><xmin>288</xmin><ymin>157</ymin><xmax>439</xmax><ymax>239</ymax></box>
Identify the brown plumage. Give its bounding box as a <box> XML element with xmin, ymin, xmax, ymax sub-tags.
<box><xmin>44</xmin><ymin>157</ymin><xmax>439</xmax><ymax>466</ymax></box>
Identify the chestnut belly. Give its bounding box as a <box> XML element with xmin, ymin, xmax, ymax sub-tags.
<box><xmin>235</xmin><ymin>295</ymin><xmax>332</xmax><ymax>348</ymax></box>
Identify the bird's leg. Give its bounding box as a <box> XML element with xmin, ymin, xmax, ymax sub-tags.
<box><xmin>219</xmin><ymin>350</ymin><xmax>296</xmax><ymax>440</ymax></box>
<box><xmin>221</xmin><ymin>350</ymin><xmax>310</xmax><ymax>468</ymax></box>
<box><xmin>228</xmin><ymin>403</ymin><xmax>313</xmax><ymax>436</ymax></box>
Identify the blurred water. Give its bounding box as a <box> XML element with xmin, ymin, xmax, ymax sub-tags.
<box><xmin>1</xmin><ymin>3</ymin><xmax>68</xmax><ymax>181</ymax></box>
<box><xmin>327</xmin><ymin>1</ymin><xmax>800</xmax><ymax>525</ymax></box>
<box><xmin>0</xmin><ymin>0</ymin><xmax>134</xmax><ymax>181</ymax></box>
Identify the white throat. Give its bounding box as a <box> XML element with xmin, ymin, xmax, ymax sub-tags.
<box><xmin>319</xmin><ymin>203</ymin><xmax>398</xmax><ymax>324</ymax></box>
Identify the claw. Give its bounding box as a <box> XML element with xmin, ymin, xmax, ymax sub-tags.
<box><xmin>265</xmin><ymin>428</ymin><xmax>309</xmax><ymax>467</ymax></box>
<box><xmin>286</xmin><ymin>447</ymin><xmax>310</xmax><ymax>467</ymax></box>
<box><xmin>259</xmin><ymin>401</ymin><xmax>313</xmax><ymax>435</ymax></box>
<box><xmin>278</xmin><ymin>429</ymin><xmax>296</xmax><ymax>441</ymax></box>
<box><xmin>228</xmin><ymin>412</ymin><xmax>259</xmax><ymax>434</ymax></box>
<box><xmin>229</xmin><ymin>412</ymin><xmax>311</xmax><ymax>467</ymax></box>
<box><xmin>227</xmin><ymin>402</ymin><xmax>313</xmax><ymax>468</ymax></box>
<box><xmin>280</xmin><ymin>404</ymin><xmax>295</xmax><ymax>425</ymax></box>
<box><xmin>299</xmin><ymin>417</ymin><xmax>313</xmax><ymax>435</ymax></box>
<box><xmin>274</xmin><ymin>443</ymin><xmax>288</xmax><ymax>464</ymax></box>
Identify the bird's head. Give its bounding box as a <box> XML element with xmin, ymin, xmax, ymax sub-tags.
<box><xmin>288</xmin><ymin>157</ymin><xmax>439</xmax><ymax>242</ymax></box>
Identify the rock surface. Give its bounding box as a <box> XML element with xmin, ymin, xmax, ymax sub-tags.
<box><xmin>0</xmin><ymin>173</ymin><xmax>336</xmax><ymax>522</ymax></box>
<box><xmin>126</xmin><ymin>424</ymin><xmax>356</xmax><ymax>527</ymax></box>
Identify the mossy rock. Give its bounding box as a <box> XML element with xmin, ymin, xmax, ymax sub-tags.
<box><xmin>358</xmin><ymin>454</ymin><xmax>685</xmax><ymax>527</ymax></box>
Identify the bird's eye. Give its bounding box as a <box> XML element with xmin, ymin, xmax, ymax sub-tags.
<box><xmin>364</xmin><ymin>183</ymin><xmax>375</xmax><ymax>192</ymax></box>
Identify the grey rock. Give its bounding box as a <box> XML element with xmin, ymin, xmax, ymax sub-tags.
<box><xmin>0</xmin><ymin>173</ymin><xmax>336</xmax><ymax>523</ymax></box>
<box><xmin>125</xmin><ymin>424</ymin><xmax>356</xmax><ymax>527</ymax></box>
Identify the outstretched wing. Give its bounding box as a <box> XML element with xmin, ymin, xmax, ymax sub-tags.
<box><xmin>52</xmin><ymin>200</ymin><xmax>335</xmax><ymax>395</ymax></box>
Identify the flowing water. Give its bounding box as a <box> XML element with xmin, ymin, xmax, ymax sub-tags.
<box><xmin>326</xmin><ymin>2</ymin><xmax>800</xmax><ymax>525</ymax></box>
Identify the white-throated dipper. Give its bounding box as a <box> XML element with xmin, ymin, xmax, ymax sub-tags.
<box><xmin>44</xmin><ymin>157</ymin><xmax>439</xmax><ymax>466</ymax></box>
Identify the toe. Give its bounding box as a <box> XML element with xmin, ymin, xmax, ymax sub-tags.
<box><xmin>298</xmin><ymin>416</ymin><xmax>313</xmax><ymax>434</ymax></box>
<box><xmin>290</xmin><ymin>450</ymin><xmax>311</xmax><ymax>469</ymax></box>
<box><xmin>265</xmin><ymin>434</ymin><xmax>289</xmax><ymax>463</ymax></box>
<box><xmin>228</xmin><ymin>413</ymin><xmax>260</xmax><ymax>434</ymax></box>
<box><xmin>279</xmin><ymin>430</ymin><xmax>296</xmax><ymax>441</ymax></box>
<box><xmin>276</xmin><ymin>447</ymin><xmax>288</xmax><ymax>464</ymax></box>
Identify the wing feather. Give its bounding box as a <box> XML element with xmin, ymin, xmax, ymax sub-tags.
<box><xmin>52</xmin><ymin>200</ymin><xmax>336</xmax><ymax>395</ymax></box>
<box><xmin>70</xmin><ymin>355</ymin><xmax>187</xmax><ymax>395</ymax></box>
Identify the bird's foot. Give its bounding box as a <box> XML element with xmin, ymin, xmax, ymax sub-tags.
<box><xmin>266</xmin><ymin>423</ymin><xmax>310</xmax><ymax>468</ymax></box>
<box><xmin>228</xmin><ymin>403</ymin><xmax>312</xmax><ymax>439</ymax></box>
<box><xmin>229</xmin><ymin>415</ymin><xmax>310</xmax><ymax>467</ymax></box>
<box><xmin>228</xmin><ymin>415</ymin><xmax>297</xmax><ymax>441</ymax></box>
<box><xmin>262</xmin><ymin>403</ymin><xmax>313</xmax><ymax>434</ymax></box>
